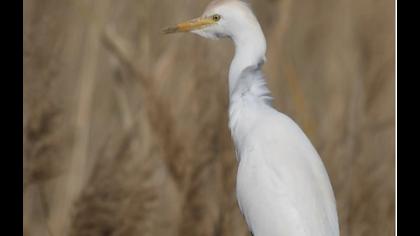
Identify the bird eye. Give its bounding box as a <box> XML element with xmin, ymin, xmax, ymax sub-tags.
<box><xmin>212</xmin><ymin>14</ymin><xmax>221</xmax><ymax>22</ymax></box>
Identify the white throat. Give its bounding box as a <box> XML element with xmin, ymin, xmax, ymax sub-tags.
<box><xmin>228</xmin><ymin>18</ymin><xmax>267</xmax><ymax>96</ymax></box>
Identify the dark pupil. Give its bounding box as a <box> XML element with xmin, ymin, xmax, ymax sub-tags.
<box><xmin>213</xmin><ymin>15</ymin><xmax>219</xmax><ymax>20</ymax></box>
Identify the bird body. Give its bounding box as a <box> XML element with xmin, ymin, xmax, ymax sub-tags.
<box><xmin>229</xmin><ymin>64</ymin><xmax>339</xmax><ymax>236</ymax></box>
<box><xmin>164</xmin><ymin>1</ymin><xmax>339</xmax><ymax>235</ymax></box>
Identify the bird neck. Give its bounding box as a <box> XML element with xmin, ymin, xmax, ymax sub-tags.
<box><xmin>228</xmin><ymin>21</ymin><xmax>267</xmax><ymax>96</ymax></box>
<box><xmin>227</xmin><ymin>23</ymin><xmax>270</xmax><ymax>158</ymax></box>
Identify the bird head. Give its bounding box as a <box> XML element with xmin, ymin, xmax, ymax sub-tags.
<box><xmin>163</xmin><ymin>0</ymin><xmax>258</xmax><ymax>40</ymax></box>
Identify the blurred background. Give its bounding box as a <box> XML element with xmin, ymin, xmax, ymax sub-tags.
<box><xmin>23</xmin><ymin>0</ymin><xmax>395</xmax><ymax>235</ymax></box>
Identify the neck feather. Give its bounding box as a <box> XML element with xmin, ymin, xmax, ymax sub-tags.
<box><xmin>228</xmin><ymin>20</ymin><xmax>267</xmax><ymax>95</ymax></box>
<box><xmin>226</xmin><ymin>18</ymin><xmax>271</xmax><ymax>160</ymax></box>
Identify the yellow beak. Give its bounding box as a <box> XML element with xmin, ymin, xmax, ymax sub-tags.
<box><xmin>163</xmin><ymin>17</ymin><xmax>215</xmax><ymax>34</ymax></box>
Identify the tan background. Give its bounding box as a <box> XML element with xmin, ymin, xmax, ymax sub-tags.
<box><xmin>23</xmin><ymin>0</ymin><xmax>395</xmax><ymax>235</ymax></box>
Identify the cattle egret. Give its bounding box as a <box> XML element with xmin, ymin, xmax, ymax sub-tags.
<box><xmin>164</xmin><ymin>0</ymin><xmax>340</xmax><ymax>235</ymax></box>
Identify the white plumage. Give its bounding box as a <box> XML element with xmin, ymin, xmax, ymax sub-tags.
<box><xmin>164</xmin><ymin>1</ymin><xmax>339</xmax><ymax>235</ymax></box>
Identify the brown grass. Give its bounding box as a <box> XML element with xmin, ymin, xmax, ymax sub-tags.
<box><xmin>23</xmin><ymin>0</ymin><xmax>395</xmax><ymax>235</ymax></box>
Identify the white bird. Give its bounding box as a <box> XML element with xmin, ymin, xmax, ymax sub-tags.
<box><xmin>164</xmin><ymin>0</ymin><xmax>339</xmax><ymax>235</ymax></box>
